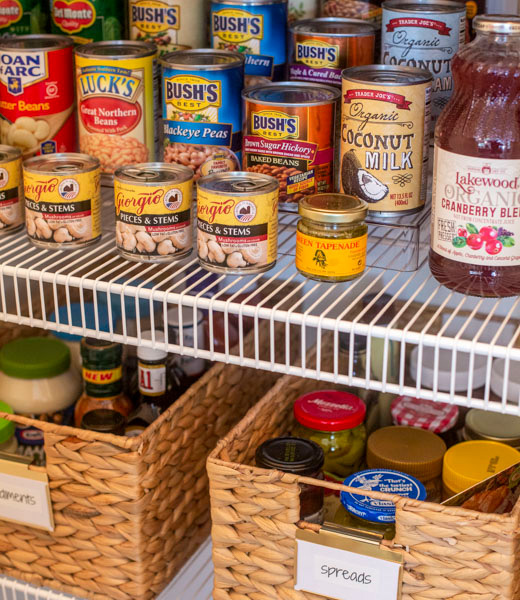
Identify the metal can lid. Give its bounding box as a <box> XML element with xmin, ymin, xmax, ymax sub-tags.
<box><xmin>211</xmin><ymin>0</ymin><xmax>286</xmax><ymax>5</ymax></box>
<box><xmin>23</xmin><ymin>153</ymin><xmax>100</xmax><ymax>175</ymax></box>
<box><xmin>391</xmin><ymin>396</ymin><xmax>459</xmax><ymax>434</ymax></box>
<box><xmin>382</xmin><ymin>0</ymin><xmax>466</xmax><ymax>13</ymax></box>
<box><xmin>343</xmin><ymin>64</ymin><xmax>433</xmax><ymax>86</ymax></box>
<box><xmin>243</xmin><ymin>81</ymin><xmax>340</xmax><ymax>104</ymax></box>
<box><xmin>474</xmin><ymin>14</ymin><xmax>520</xmax><ymax>34</ymax></box>
<box><xmin>291</xmin><ymin>17</ymin><xmax>377</xmax><ymax>36</ymax></box>
<box><xmin>197</xmin><ymin>171</ymin><xmax>279</xmax><ymax>195</ymax></box>
<box><xmin>294</xmin><ymin>390</ymin><xmax>366</xmax><ymax>432</ymax></box>
<box><xmin>255</xmin><ymin>436</ymin><xmax>324</xmax><ymax>475</ymax></box>
<box><xmin>299</xmin><ymin>193</ymin><xmax>367</xmax><ymax>224</ymax></box>
<box><xmin>160</xmin><ymin>48</ymin><xmax>245</xmax><ymax>70</ymax></box>
<box><xmin>0</xmin><ymin>145</ymin><xmax>21</xmax><ymax>163</ymax></box>
<box><xmin>0</xmin><ymin>34</ymin><xmax>73</xmax><ymax>51</ymax></box>
<box><xmin>81</xmin><ymin>409</ymin><xmax>126</xmax><ymax>435</ymax></box>
<box><xmin>115</xmin><ymin>163</ymin><xmax>193</xmax><ymax>185</ymax></box>
<box><xmin>75</xmin><ymin>40</ymin><xmax>156</xmax><ymax>59</ymax></box>
<box><xmin>464</xmin><ymin>409</ymin><xmax>520</xmax><ymax>446</ymax></box>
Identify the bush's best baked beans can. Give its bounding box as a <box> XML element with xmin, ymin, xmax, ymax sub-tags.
<box><xmin>242</xmin><ymin>81</ymin><xmax>340</xmax><ymax>210</ymax></box>
<box><xmin>340</xmin><ymin>65</ymin><xmax>432</xmax><ymax>217</ymax></box>
<box><xmin>381</xmin><ymin>0</ymin><xmax>466</xmax><ymax>126</ymax></box>
<box><xmin>289</xmin><ymin>18</ymin><xmax>376</xmax><ymax>87</ymax></box>
<box><xmin>197</xmin><ymin>172</ymin><xmax>279</xmax><ymax>274</ymax></box>
<box><xmin>321</xmin><ymin>0</ymin><xmax>383</xmax><ymax>24</ymax></box>
<box><xmin>0</xmin><ymin>35</ymin><xmax>75</xmax><ymax>158</ymax></box>
<box><xmin>161</xmin><ymin>49</ymin><xmax>243</xmax><ymax>183</ymax></box>
<box><xmin>0</xmin><ymin>0</ymin><xmax>48</xmax><ymax>36</ymax></box>
<box><xmin>210</xmin><ymin>0</ymin><xmax>288</xmax><ymax>82</ymax></box>
<box><xmin>75</xmin><ymin>41</ymin><xmax>158</xmax><ymax>184</ymax></box>
<box><xmin>23</xmin><ymin>153</ymin><xmax>101</xmax><ymax>248</ymax></box>
<box><xmin>114</xmin><ymin>162</ymin><xmax>193</xmax><ymax>263</ymax></box>
<box><xmin>0</xmin><ymin>145</ymin><xmax>23</xmax><ymax>235</ymax></box>
<box><xmin>50</xmin><ymin>0</ymin><xmax>123</xmax><ymax>44</ymax></box>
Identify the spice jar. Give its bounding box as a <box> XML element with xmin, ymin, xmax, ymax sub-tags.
<box><xmin>292</xmin><ymin>390</ymin><xmax>366</xmax><ymax>483</ymax></box>
<box><xmin>0</xmin><ymin>401</ymin><xmax>17</xmax><ymax>454</ymax></box>
<box><xmin>463</xmin><ymin>409</ymin><xmax>520</xmax><ymax>447</ymax></box>
<box><xmin>367</xmin><ymin>426</ymin><xmax>446</xmax><ymax>502</ymax></box>
<box><xmin>295</xmin><ymin>193</ymin><xmax>368</xmax><ymax>282</ymax></box>
<box><xmin>334</xmin><ymin>469</ymin><xmax>426</xmax><ymax>539</ymax></box>
<box><xmin>81</xmin><ymin>409</ymin><xmax>126</xmax><ymax>436</ymax></box>
<box><xmin>255</xmin><ymin>436</ymin><xmax>325</xmax><ymax>523</ymax></box>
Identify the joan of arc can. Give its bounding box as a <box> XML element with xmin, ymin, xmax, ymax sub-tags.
<box><xmin>50</xmin><ymin>0</ymin><xmax>123</xmax><ymax>44</ymax></box>
<box><xmin>0</xmin><ymin>35</ymin><xmax>75</xmax><ymax>157</ymax></box>
<box><xmin>161</xmin><ymin>49</ymin><xmax>243</xmax><ymax>182</ymax></box>
<box><xmin>197</xmin><ymin>171</ymin><xmax>278</xmax><ymax>273</ymax></box>
<box><xmin>289</xmin><ymin>17</ymin><xmax>376</xmax><ymax>87</ymax></box>
<box><xmin>340</xmin><ymin>65</ymin><xmax>432</xmax><ymax>217</ymax></box>
<box><xmin>242</xmin><ymin>81</ymin><xmax>340</xmax><ymax>209</ymax></box>
<box><xmin>381</xmin><ymin>0</ymin><xmax>466</xmax><ymax>125</ymax></box>
<box><xmin>75</xmin><ymin>41</ymin><xmax>158</xmax><ymax>183</ymax></box>
<box><xmin>0</xmin><ymin>0</ymin><xmax>48</xmax><ymax>36</ymax></box>
<box><xmin>0</xmin><ymin>145</ymin><xmax>22</xmax><ymax>235</ymax></box>
<box><xmin>23</xmin><ymin>153</ymin><xmax>101</xmax><ymax>248</ymax></box>
<box><xmin>114</xmin><ymin>162</ymin><xmax>193</xmax><ymax>262</ymax></box>
<box><xmin>210</xmin><ymin>0</ymin><xmax>287</xmax><ymax>82</ymax></box>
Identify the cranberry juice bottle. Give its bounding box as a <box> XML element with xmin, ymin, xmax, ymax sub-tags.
<box><xmin>430</xmin><ymin>15</ymin><xmax>520</xmax><ymax>297</ymax></box>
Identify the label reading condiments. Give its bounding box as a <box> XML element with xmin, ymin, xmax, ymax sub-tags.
<box><xmin>0</xmin><ymin>155</ymin><xmax>22</xmax><ymax>232</ymax></box>
<box><xmin>296</xmin><ymin>230</ymin><xmax>367</xmax><ymax>278</ymax></box>
<box><xmin>139</xmin><ymin>362</ymin><xmax>166</xmax><ymax>396</ymax></box>
<box><xmin>431</xmin><ymin>147</ymin><xmax>520</xmax><ymax>267</ymax></box>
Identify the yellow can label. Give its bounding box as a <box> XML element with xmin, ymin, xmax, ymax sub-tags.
<box><xmin>82</xmin><ymin>366</ymin><xmax>123</xmax><ymax>384</ymax></box>
<box><xmin>197</xmin><ymin>186</ymin><xmax>278</xmax><ymax>270</ymax></box>
<box><xmin>0</xmin><ymin>156</ymin><xmax>22</xmax><ymax>232</ymax></box>
<box><xmin>114</xmin><ymin>177</ymin><xmax>193</xmax><ymax>257</ymax></box>
<box><xmin>24</xmin><ymin>169</ymin><xmax>101</xmax><ymax>244</ymax></box>
<box><xmin>295</xmin><ymin>231</ymin><xmax>367</xmax><ymax>278</ymax></box>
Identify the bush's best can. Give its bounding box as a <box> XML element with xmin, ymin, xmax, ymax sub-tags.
<box><xmin>197</xmin><ymin>172</ymin><xmax>279</xmax><ymax>274</ymax></box>
<box><xmin>210</xmin><ymin>0</ymin><xmax>287</xmax><ymax>82</ymax></box>
<box><xmin>114</xmin><ymin>163</ymin><xmax>193</xmax><ymax>263</ymax></box>
<box><xmin>0</xmin><ymin>35</ymin><xmax>76</xmax><ymax>157</ymax></box>
<box><xmin>340</xmin><ymin>65</ymin><xmax>432</xmax><ymax>217</ymax></box>
<box><xmin>50</xmin><ymin>0</ymin><xmax>123</xmax><ymax>44</ymax></box>
<box><xmin>242</xmin><ymin>81</ymin><xmax>340</xmax><ymax>210</ymax></box>
<box><xmin>161</xmin><ymin>49</ymin><xmax>244</xmax><ymax>183</ymax></box>
<box><xmin>0</xmin><ymin>145</ymin><xmax>23</xmax><ymax>235</ymax></box>
<box><xmin>75</xmin><ymin>41</ymin><xmax>158</xmax><ymax>184</ymax></box>
<box><xmin>289</xmin><ymin>17</ymin><xmax>376</xmax><ymax>87</ymax></box>
<box><xmin>23</xmin><ymin>153</ymin><xmax>101</xmax><ymax>248</ymax></box>
<box><xmin>381</xmin><ymin>0</ymin><xmax>466</xmax><ymax>126</ymax></box>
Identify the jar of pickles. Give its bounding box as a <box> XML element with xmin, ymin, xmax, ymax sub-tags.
<box><xmin>293</xmin><ymin>390</ymin><xmax>366</xmax><ymax>483</ymax></box>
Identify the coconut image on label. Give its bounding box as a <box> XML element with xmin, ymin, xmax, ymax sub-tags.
<box><xmin>342</xmin><ymin>149</ymin><xmax>389</xmax><ymax>202</ymax></box>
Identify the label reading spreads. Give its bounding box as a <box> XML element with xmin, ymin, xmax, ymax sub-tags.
<box><xmin>0</xmin><ymin>155</ymin><xmax>22</xmax><ymax>232</ymax></box>
<box><xmin>139</xmin><ymin>362</ymin><xmax>166</xmax><ymax>396</ymax></box>
<box><xmin>432</xmin><ymin>147</ymin><xmax>520</xmax><ymax>267</ymax></box>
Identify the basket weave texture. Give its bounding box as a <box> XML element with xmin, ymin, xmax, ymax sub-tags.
<box><xmin>0</xmin><ymin>321</ymin><xmax>281</xmax><ymax>600</ymax></box>
<box><xmin>208</xmin><ymin>371</ymin><xmax>520</xmax><ymax>600</ymax></box>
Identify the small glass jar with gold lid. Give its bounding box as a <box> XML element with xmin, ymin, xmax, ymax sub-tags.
<box><xmin>295</xmin><ymin>193</ymin><xmax>368</xmax><ymax>282</ymax></box>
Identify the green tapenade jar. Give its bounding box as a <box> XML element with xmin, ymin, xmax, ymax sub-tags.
<box><xmin>295</xmin><ymin>193</ymin><xmax>368</xmax><ymax>282</ymax></box>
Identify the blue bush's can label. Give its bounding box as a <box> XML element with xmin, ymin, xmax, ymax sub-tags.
<box><xmin>161</xmin><ymin>49</ymin><xmax>244</xmax><ymax>182</ymax></box>
<box><xmin>210</xmin><ymin>0</ymin><xmax>287</xmax><ymax>82</ymax></box>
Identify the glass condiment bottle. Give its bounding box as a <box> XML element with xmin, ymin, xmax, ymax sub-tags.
<box><xmin>430</xmin><ymin>15</ymin><xmax>520</xmax><ymax>297</ymax></box>
<box><xmin>75</xmin><ymin>339</ymin><xmax>133</xmax><ymax>427</ymax></box>
<box><xmin>81</xmin><ymin>409</ymin><xmax>126</xmax><ymax>435</ymax></box>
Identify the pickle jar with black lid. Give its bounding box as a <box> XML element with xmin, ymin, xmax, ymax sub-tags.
<box><xmin>81</xmin><ymin>409</ymin><xmax>126</xmax><ymax>436</ymax></box>
<box><xmin>255</xmin><ymin>436</ymin><xmax>325</xmax><ymax>523</ymax></box>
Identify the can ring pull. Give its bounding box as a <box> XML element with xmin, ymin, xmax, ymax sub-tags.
<box><xmin>54</xmin><ymin>163</ymin><xmax>81</xmax><ymax>172</ymax></box>
<box><xmin>124</xmin><ymin>168</ymin><xmax>160</xmax><ymax>181</ymax></box>
<box><xmin>232</xmin><ymin>180</ymin><xmax>271</xmax><ymax>192</ymax></box>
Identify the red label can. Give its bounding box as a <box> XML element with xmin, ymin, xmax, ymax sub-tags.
<box><xmin>0</xmin><ymin>35</ymin><xmax>76</xmax><ymax>157</ymax></box>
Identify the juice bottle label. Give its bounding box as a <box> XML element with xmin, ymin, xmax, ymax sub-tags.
<box><xmin>432</xmin><ymin>146</ymin><xmax>520</xmax><ymax>267</ymax></box>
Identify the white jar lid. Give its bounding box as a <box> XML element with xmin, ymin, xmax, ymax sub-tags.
<box><xmin>167</xmin><ymin>305</ymin><xmax>204</xmax><ymax>328</ymax></box>
<box><xmin>410</xmin><ymin>346</ymin><xmax>487</xmax><ymax>392</ymax></box>
<box><xmin>490</xmin><ymin>358</ymin><xmax>520</xmax><ymax>403</ymax></box>
<box><xmin>138</xmin><ymin>331</ymin><xmax>167</xmax><ymax>362</ymax></box>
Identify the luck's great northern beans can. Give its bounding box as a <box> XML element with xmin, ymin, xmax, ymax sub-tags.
<box><xmin>0</xmin><ymin>35</ymin><xmax>76</xmax><ymax>157</ymax></box>
<box><xmin>340</xmin><ymin>65</ymin><xmax>432</xmax><ymax>217</ymax></box>
<box><xmin>161</xmin><ymin>49</ymin><xmax>244</xmax><ymax>182</ymax></box>
<box><xmin>114</xmin><ymin>162</ymin><xmax>193</xmax><ymax>263</ymax></box>
<box><xmin>50</xmin><ymin>0</ymin><xmax>123</xmax><ymax>44</ymax></box>
<box><xmin>0</xmin><ymin>0</ymin><xmax>48</xmax><ymax>36</ymax></box>
<box><xmin>242</xmin><ymin>81</ymin><xmax>340</xmax><ymax>209</ymax></box>
<box><xmin>0</xmin><ymin>145</ymin><xmax>23</xmax><ymax>235</ymax></box>
<box><xmin>381</xmin><ymin>0</ymin><xmax>466</xmax><ymax>125</ymax></box>
<box><xmin>75</xmin><ymin>41</ymin><xmax>158</xmax><ymax>183</ymax></box>
<box><xmin>210</xmin><ymin>0</ymin><xmax>288</xmax><ymax>82</ymax></box>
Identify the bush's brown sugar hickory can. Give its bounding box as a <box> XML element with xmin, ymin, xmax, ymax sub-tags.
<box><xmin>0</xmin><ymin>35</ymin><xmax>75</xmax><ymax>157</ymax></box>
<box><xmin>75</xmin><ymin>41</ymin><xmax>158</xmax><ymax>184</ymax></box>
<box><xmin>381</xmin><ymin>0</ymin><xmax>466</xmax><ymax>126</ymax></box>
<box><xmin>340</xmin><ymin>65</ymin><xmax>432</xmax><ymax>217</ymax></box>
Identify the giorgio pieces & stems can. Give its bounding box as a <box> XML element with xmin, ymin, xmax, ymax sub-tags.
<box><xmin>0</xmin><ymin>145</ymin><xmax>23</xmax><ymax>235</ymax></box>
<box><xmin>50</xmin><ymin>0</ymin><xmax>123</xmax><ymax>43</ymax></box>
<box><xmin>341</xmin><ymin>65</ymin><xmax>432</xmax><ymax>217</ymax></box>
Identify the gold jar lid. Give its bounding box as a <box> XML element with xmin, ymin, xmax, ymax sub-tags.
<box><xmin>298</xmin><ymin>193</ymin><xmax>368</xmax><ymax>224</ymax></box>
<box><xmin>367</xmin><ymin>426</ymin><xmax>446</xmax><ymax>482</ymax></box>
<box><xmin>464</xmin><ymin>409</ymin><xmax>520</xmax><ymax>447</ymax></box>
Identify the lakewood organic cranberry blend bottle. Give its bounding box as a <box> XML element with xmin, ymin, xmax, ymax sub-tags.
<box><xmin>429</xmin><ymin>15</ymin><xmax>520</xmax><ymax>297</ymax></box>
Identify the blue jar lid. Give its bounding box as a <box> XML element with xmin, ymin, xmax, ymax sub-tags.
<box><xmin>340</xmin><ymin>469</ymin><xmax>426</xmax><ymax>524</ymax></box>
<box><xmin>49</xmin><ymin>303</ymin><xmax>114</xmax><ymax>342</ymax></box>
<box><xmin>96</xmin><ymin>277</ymin><xmax>153</xmax><ymax>321</ymax></box>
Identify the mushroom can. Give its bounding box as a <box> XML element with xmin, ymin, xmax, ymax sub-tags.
<box><xmin>0</xmin><ymin>145</ymin><xmax>23</xmax><ymax>235</ymax></box>
<box><xmin>340</xmin><ymin>65</ymin><xmax>432</xmax><ymax>217</ymax></box>
<box><xmin>197</xmin><ymin>171</ymin><xmax>278</xmax><ymax>274</ymax></box>
<box><xmin>114</xmin><ymin>162</ymin><xmax>193</xmax><ymax>263</ymax></box>
<box><xmin>23</xmin><ymin>153</ymin><xmax>101</xmax><ymax>248</ymax></box>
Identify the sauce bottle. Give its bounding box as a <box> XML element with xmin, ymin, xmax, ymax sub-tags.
<box><xmin>430</xmin><ymin>15</ymin><xmax>520</xmax><ymax>297</ymax></box>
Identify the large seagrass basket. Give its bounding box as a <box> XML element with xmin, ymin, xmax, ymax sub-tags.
<box><xmin>208</xmin><ymin>370</ymin><xmax>520</xmax><ymax>600</ymax></box>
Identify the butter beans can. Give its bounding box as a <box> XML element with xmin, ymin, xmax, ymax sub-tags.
<box><xmin>75</xmin><ymin>41</ymin><xmax>158</xmax><ymax>184</ymax></box>
<box><xmin>197</xmin><ymin>171</ymin><xmax>278</xmax><ymax>274</ymax></box>
<box><xmin>23</xmin><ymin>153</ymin><xmax>101</xmax><ymax>248</ymax></box>
<box><xmin>0</xmin><ymin>145</ymin><xmax>22</xmax><ymax>235</ymax></box>
<box><xmin>341</xmin><ymin>65</ymin><xmax>432</xmax><ymax>217</ymax></box>
<box><xmin>114</xmin><ymin>162</ymin><xmax>193</xmax><ymax>262</ymax></box>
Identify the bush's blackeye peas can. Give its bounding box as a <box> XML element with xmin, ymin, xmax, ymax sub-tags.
<box><xmin>114</xmin><ymin>162</ymin><xmax>193</xmax><ymax>263</ymax></box>
<box><xmin>0</xmin><ymin>145</ymin><xmax>23</xmax><ymax>235</ymax></box>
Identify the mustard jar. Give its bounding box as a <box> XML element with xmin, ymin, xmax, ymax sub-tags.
<box><xmin>295</xmin><ymin>193</ymin><xmax>368</xmax><ymax>282</ymax></box>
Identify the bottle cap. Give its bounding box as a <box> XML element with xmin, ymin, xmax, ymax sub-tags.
<box><xmin>474</xmin><ymin>15</ymin><xmax>520</xmax><ymax>35</ymax></box>
<box><xmin>138</xmin><ymin>331</ymin><xmax>167</xmax><ymax>361</ymax></box>
<box><xmin>80</xmin><ymin>339</ymin><xmax>122</xmax><ymax>369</ymax></box>
<box><xmin>255</xmin><ymin>437</ymin><xmax>324</xmax><ymax>476</ymax></box>
<box><xmin>391</xmin><ymin>396</ymin><xmax>459</xmax><ymax>434</ymax></box>
<box><xmin>0</xmin><ymin>401</ymin><xmax>14</xmax><ymax>444</ymax></box>
<box><xmin>0</xmin><ymin>337</ymin><xmax>70</xmax><ymax>379</ymax></box>
<box><xmin>298</xmin><ymin>193</ymin><xmax>368</xmax><ymax>224</ymax></box>
<box><xmin>464</xmin><ymin>409</ymin><xmax>520</xmax><ymax>446</ymax></box>
<box><xmin>294</xmin><ymin>390</ymin><xmax>366</xmax><ymax>431</ymax></box>
<box><xmin>49</xmin><ymin>302</ymin><xmax>114</xmax><ymax>342</ymax></box>
<box><xmin>81</xmin><ymin>409</ymin><xmax>126</xmax><ymax>435</ymax></box>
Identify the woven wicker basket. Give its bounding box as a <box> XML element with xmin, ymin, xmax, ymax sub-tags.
<box><xmin>208</xmin><ymin>371</ymin><xmax>520</xmax><ymax>600</ymax></box>
<box><xmin>0</xmin><ymin>321</ymin><xmax>282</xmax><ymax>600</ymax></box>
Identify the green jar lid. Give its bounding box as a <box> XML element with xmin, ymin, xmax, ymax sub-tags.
<box><xmin>0</xmin><ymin>401</ymin><xmax>14</xmax><ymax>444</ymax></box>
<box><xmin>0</xmin><ymin>337</ymin><xmax>71</xmax><ymax>379</ymax></box>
